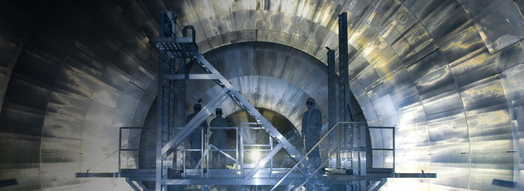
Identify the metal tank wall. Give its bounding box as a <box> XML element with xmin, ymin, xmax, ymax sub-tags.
<box><xmin>0</xmin><ymin>0</ymin><xmax>159</xmax><ymax>190</ymax></box>
<box><xmin>1</xmin><ymin>0</ymin><xmax>524</xmax><ymax>191</ymax></box>
<box><xmin>186</xmin><ymin>42</ymin><xmax>329</xmax><ymax>129</ymax></box>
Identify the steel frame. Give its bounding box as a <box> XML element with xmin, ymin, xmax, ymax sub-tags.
<box><xmin>75</xmin><ymin>11</ymin><xmax>437</xmax><ymax>191</ymax></box>
<box><xmin>150</xmin><ymin>11</ymin><xmax>316</xmax><ymax>190</ymax></box>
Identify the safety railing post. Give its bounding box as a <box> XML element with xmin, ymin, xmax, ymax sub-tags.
<box><xmin>118</xmin><ymin>127</ymin><xmax>122</xmax><ymax>177</ymax></box>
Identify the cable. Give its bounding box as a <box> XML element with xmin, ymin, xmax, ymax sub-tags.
<box><xmin>86</xmin><ymin>125</ymin><xmax>155</xmax><ymax>172</ymax></box>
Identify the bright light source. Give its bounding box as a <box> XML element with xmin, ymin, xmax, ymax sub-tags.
<box><xmin>250</xmin><ymin>151</ymin><xmax>261</xmax><ymax>161</ymax></box>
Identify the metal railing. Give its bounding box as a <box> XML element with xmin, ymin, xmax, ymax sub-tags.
<box><xmin>368</xmin><ymin>126</ymin><xmax>395</xmax><ymax>171</ymax></box>
<box><xmin>269</xmin><ymin>121</ymin><xmax>396</xmax><ymax>191</ymax></box>
<box><xmin>270</xmin><ymin>121</ymin><xmax>365</xmax><ymax>191</ymax></box>
<box><xmin>204</xmin><ymin>126</ymin><xmax>239</xmax><ymax>175</ymax></box>
<box><xmin>118</xmin><ymin>127</ymin><xmax>155</xmax><ymax>176</ymax></box>
<box><xmin>240</xmin><ymin>122</ymin><xmax>275</xmax><ymax>178</ymax></box>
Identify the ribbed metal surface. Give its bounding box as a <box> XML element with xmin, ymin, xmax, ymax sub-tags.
<box><xmin>0</xmin><ymin>0</ymin><xmax>157</xmax><ymax>190</ymax></box>
<box><xmin>182</xmin><ymin>42</ymin><xmax>329</xmax><ymax>129</ymax></box>
<box><xmin>1</xmin><ymin>0</ymin><xmax>524</xmax><ymax>190</ymax></box>
<box><xmin>457</xmin><ymin>0</ymin><xmax>524</xmax><ymax>53</ymax></box>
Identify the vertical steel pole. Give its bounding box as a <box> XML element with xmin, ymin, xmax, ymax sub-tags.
<box><xmin>177</xmin><ymin>60</ymin><xmax>186</xmax><ymax>128</ymax></box>
<box><xmin>338</xmin><ymin>12</ymin><xmax>349</xmax><ymax>172</ymax></box>
<box><xmin>327</xmin><ymin>49</ymin><xmax>340</xmax><ymax>169</ymax></box>
<box><xmin>236</xmin><ymin>127</ymin><xmax>239</xmax><ymax>173</ymax></box>
<box><xmin>338</xmin><ymin>12</ymin><xmax>348</xmax><ymax>123</ymax></box>
<box><xmin>240</xmin><ymin>124</ymin><xmax>244</xmax><ymax>177</ymax></box>
<box><xmin>156</xmin><ymin>12</ymin><xmax>167</xmax><ymax>191</ymax></box>
<box><xmin>118</xmin><ymin>127</ymin><xmax>122</xmax><ymax>177</ymax></box>
<box><xmin>393</xmin><ymin>127</ymin><xmax>396</xmax><ymax>175</ymax></box>
<box><xmin>270</xmin><ymin>136</ymin><xmax>274</xmax><ymax>175</ymax></box>
<box><xmin>156</xmin><ymin>48</ymin><xmax>165</xmax><ymax>191</ymax></box>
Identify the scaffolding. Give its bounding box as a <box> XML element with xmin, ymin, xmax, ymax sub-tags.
<box><xmin>75</xmin><ymin>11</ymin><xmax>436</xmax><ymax>191</ymax></box>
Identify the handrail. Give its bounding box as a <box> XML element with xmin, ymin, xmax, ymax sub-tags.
<box><xmin>191</xmin><ymin>144</ymin><xmax>241</xmax><ymax>177</ymax></box>
<box><xmin>240</xmin><ymin>122</ymin><xmax>275</xmax><ymax>178</ymax></box>
<box><xmin>270</xmin><ymin>121</ymin><xmax>365</xmax><ymax>191</ymax></box>
<box><xmin>295</xmin><ymin>151</ymin><xmax>336</xmax><ymax>191</ymax></box>
<box><xmin>118</xmin><ymin>126</ymin><xmax>155</xmax><ymax>177</ymax></box>
<box><xmin>209</xmin><ymin>144</ymin><xmax>241</xmax><ymax>165</ymax></box>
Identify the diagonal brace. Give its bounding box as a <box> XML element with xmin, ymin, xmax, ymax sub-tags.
<box><xmin>161</xmin><ymin>88</ymin><xmax>228</xmax><ymax>155</ymax></box>
<box><xmin>191</xmin><ymin>51</ymin><xmax>312</xmax><ymax>168</ymax></box>
<box><xmin>243</xmin><ymin>143</ymin><xmax>284</xmax><ymax>179</ymax></box>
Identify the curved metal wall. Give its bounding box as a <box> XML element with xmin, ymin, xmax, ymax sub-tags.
<box><xmin>187</xmin><ymin>42</ymin><xmax>329</xmax><ymax>128</ymax></box>
<box><xmin>1</xmin><ymin>0</ymin><xmax>524</xmax><ymax>190</ymax></box>
<box><xmin>0</xmin><ymin>0</ymin><xmax>158</xmax><ymax>190</ymax></box>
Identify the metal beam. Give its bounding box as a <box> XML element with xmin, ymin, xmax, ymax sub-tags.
<box><xmin>393</xmin><ymin>173</ymin><xmax>437</xmax><ymax>178</ymax></box>
<box><xmin>165</xmin><ymin>74</ymin><xmax>221</xmax><ymax>80</ymax></box>
<box><xmin>243</xmin><ymin>143</ymin><xmax>284</xmax><ymax>179</ymax></box>
<box><xmin>155</xmin><ymin>47</ymin><xmax>166</xmax><ymax>191</ymax></box>
<box><xmin>327</xmin><ymin>48</ymin><xmax>340</xmax><ymax>170</ymax></box>
<box><xmin>492</xmin><ymin>179</ymin><xmax>517</xmax><ymax>188</ymax></box>
<box><xmin>270</xmin><ymin>122</ymin><xmax>362</xmax><ymax>191</ymax></box>
<box><xmin>367</xmin><ymin>180</ymin><xmax>379</xmax><ymax>190</ymax></box>
<box><xmin>0</xmin><ymin>179</ymin><xmax>17</xmax><ymax>188</ymax></box>
<box><xmin>161</xmin><ymin>89</ymin><xmax>228</xmax><ymax>155</ymax></box>
<box><xmin>75</xmin><ymin>173</ymin><xmax>118</xmax><ymax>178</ymax></box>
<box><xmin>371</xmin><ymin>178</ymin><xmax>387</xmax><ymax>191</ymax></box>
<box><xmin>338</xmin><ymin>12</ymin><xmax>349</xmax><ymax>122</ymax></box>
<box><xmin>191</xmin><ymin>50</ymin><xmax>313</xmax><ymax>170</ymax></box>
<box><xmin>160</xmin><ymin>178</ymin><xmax>307</xmax><ymax>185</ymax></box>
<box><xmin>327</xmin><ymin>49</ymin><xmax>337</xmax><ymax>129</ymax></box>
<box><xmin>150</xmin><ymin>37</ymin><xmax>193</xmax><ymax>44</ymax></box>
<box><xmin>125</xmin><ymin>179</ymin><xmax>142</xmax><ymax>191</ymax></box>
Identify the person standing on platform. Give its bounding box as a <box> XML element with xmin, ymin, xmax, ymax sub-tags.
<box><xmin>186</xmin><ymin>104</ymin><xmax>208</xmax><ymax>169</ymax></box>
<box><xmin>210</xmin><ymin>108</ymin><xmax>229</xmax><ymax>168</ymax></box>
<box><xmin>302</xmin><ymin>98</ymin><xmax>322</xmax><ymax>169</ymax></box>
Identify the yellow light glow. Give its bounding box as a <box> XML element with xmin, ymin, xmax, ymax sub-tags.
<box><xmin>250</xmin><ymin>151</ymin><xmax>261</xmax><ymax>161</ymax></box>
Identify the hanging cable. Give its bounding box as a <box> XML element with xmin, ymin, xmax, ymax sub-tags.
<box><xmin>85</xmin><ymin>125</ymin><xmax>155</xmax><ymax>173</ymax></box>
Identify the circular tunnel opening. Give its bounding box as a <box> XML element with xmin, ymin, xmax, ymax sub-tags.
<box><xmin>203</xmin><ymin>108</ymin><xmax>302</xmax><ymax>191</ymax></box>
<box><xmin>225</xmin><ymin>108</ymin><xmax>302</xmax><ymax>168</ymax></box>
<box><xmin>137</xmin><ymin>102</ymin><xmax>304</xmax><ymax>190</ymax></box>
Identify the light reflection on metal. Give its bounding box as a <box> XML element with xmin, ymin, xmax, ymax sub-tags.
<box><xmin>1</xmin><ymin>0</ymin><xmax>524</xmax><ymax>191</ymax></box>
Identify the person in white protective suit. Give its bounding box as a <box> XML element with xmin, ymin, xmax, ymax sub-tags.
<box><xmin>210</xmin><ymin>108</ymin><xmax>229</xmax><ymax>168</ymax></box>
<box><xmin>186</xmin><ymin>104</ymin><xmax>208</xmax><ymax>168</ymax></box>
<box><xmin>302</xmin><ymin>98</ymin><xmax>322</xmax><ymax>169</ymax></box>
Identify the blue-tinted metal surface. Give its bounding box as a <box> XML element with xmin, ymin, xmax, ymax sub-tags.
<box><xmin>1</xmin><ymin>0</ymin><xmax>524</xmax><ymax>190</ymax></box>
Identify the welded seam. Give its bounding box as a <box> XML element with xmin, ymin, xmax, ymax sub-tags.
<box><xmin>447</xmin><ymin>66</ymin><xmax>473</xmax><ymax>190</ymax></box>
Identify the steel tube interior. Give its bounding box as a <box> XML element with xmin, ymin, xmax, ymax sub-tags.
<box><xmin>1</xmin><ymin>0</ymin><xmax>524</xmax><ymax>190</ymax></box>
